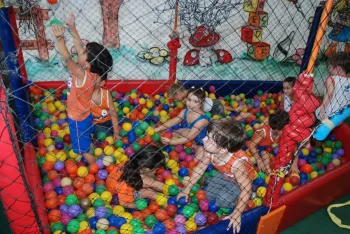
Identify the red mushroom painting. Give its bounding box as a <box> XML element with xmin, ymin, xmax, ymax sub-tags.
<box><xmin>183</xmin><ymin>26</ymin><xmax>232</xmax><ymax>67</ymax></box>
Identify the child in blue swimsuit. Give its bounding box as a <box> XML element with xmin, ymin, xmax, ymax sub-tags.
<box><xmin>154</xmin><ymin>87</ymin><xmax>210</xmax><ymax>160</ymax></box>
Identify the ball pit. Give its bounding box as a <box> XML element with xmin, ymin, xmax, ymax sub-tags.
<box><xmin>29</xmin><ymin>86</ymin><xmax>347</xmax><ymax>234</ymax></box>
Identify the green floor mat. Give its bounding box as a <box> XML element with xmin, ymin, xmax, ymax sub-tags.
<box><xmin>281</xmin><ymin>194</ymin><xmax>350</xmax><ymax>234</ymax></box>
<box><xmin>0</xmin><ymin>200</ymin><xmax>12</xmax><ymax>234</ymax></box>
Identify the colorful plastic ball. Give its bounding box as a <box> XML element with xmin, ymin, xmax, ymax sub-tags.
<box><xmin>96</xmin><ymin>218</ymin><xmax>109</xmax><ymax>230</ymax></box>
<box><xmin>96</xmin><ymin>207</ymin><xmax>108</xmax><ymax>218</ymax></box>
<box><xmin>43</xmin><ymin>182</ymin><xmax>54</xmax><ymax>192</ymax></box>
<box><xmin>194</xmin><ymin>213</ymin><xmax>207</xmax><ymax>226</ymax></box>
<box><xmin>65</xmin><ymin>194</ymin><xmax>78</xmax><ymax>205</ymax></box>
<box><xmin>68</xmin><ymin>204</ymin><xmax>81</xmax><ymax>218</ymax></box>
<box><xmin>283</xmin><ymin>183</ymin><xmax>293</xmax><ymax>192</ymax></box>
<box><xmin>98</xmin><ymin>169</ymin><xmax>108</xmax><ymax>180</ymax></box>
<box><xmin>156</xmin><ymin>194</ymin><xmax>167</xmax><ymax>206</ymax></box>
<box><xmin>114</xmin><ymin>217</ymin><xmax>127</xmax><ymax>229</ymax></box>
<box><xmin>136</xmin><ymin>199</ymin><xmax>148</xmax><ymax>210</ymax></box>
<box><xmin>89</xmin><ymin>216</ymin><xmax>99</xmax><ymax>229</ymax></box>
<box><xmin>174</xmin><ymin>214</ymin><xmax>186</xmax><ymax>226</ymax></box>
<box><xmin>145</xmin><ymin>215</ymin><xmax>157</xmax><ymax>228</ymax></box>
<box><xmin>54</xmin><ymin>161</ymin><xmax>64</xmax><ymax>171</ymax></box>
<box><xmin>67</xmin><ymin>219</ymin><xmax>80</xmax><ymax>233</ymax></box>
<box><xmin>122</xmin><ymin>122</ymin><xmax>132</xmax><ymax>132</ymax></box>
<box><xmin>208</xmin><ymin>200</ymin><xmax>219</xmax><ymax>212</ymax></box>
<box><xmin>185</xmin><ymin>220</ymin><xmax>197</xmax><ymax>232</ymax></box>
<box><xmin>256</xmin><ymin>186</ymin><xmax>267</xmax><ymax>198</ymax></box>
<box><xmin>176</xmin><ymin>225</ymin><xmax>187</xmax><ymax>234</ymax></box>
<box><xmin>300</xmin><ymin>164</ymin><xmax>313</xmax><ymax>174</ymax></box>
<box><xmin>178</xmin><ymin>167</ymin><xmax>188</xmax><ymax>177</ymax></box>
<box><xmin>199</xmin><ymin>200</ymin><xmax>209</xmax><ymax>211</ymax></box>
<box><xmin>182</xmin><ymin>205</ymin><xmax>195</xmax><ymax>218</ymax></box>
<box><xmin>153</xmin><ymin>222</ymin><xmax>166</xmax><ymax>234</ymax></box>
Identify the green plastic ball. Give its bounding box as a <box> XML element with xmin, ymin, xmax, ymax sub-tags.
<box><xmin>132</xmin><ymin>142</ymin><xmax>142</xmax><ymax>151</ymax></box>
<box><xmin>96</xmin><ymin>185</ymin><xmax>107</xmax><ymax>195</ymax></box>
<box><xmin>168</xmin><ymin>185</ymin><xmax>180</xmax><ymax>196</ymax></box>
<box><xmin>114</xmin><ymin>140</ymin><xmax>123</xmax><ymax>148</ymax></box>
<box><xmin>65</xmin><ymin>194</ymin><xmax>78</xmax><ymax>205</ymax></box>
<box><xmin>51</xmin><ymin>222</ymin><xmax>64</xmax><ymax>233</ymax></box>
<box><xmin>135</xmin><ymin>199</ymin><xmax>148</xmax><ymax>210</ymax></box>
<box><xmin>152</xmin><ymin>132</ymin><xmax>161</xmax><ymax>142</ymax></box>
<box><xmin>324</xmin><ymin>140</ymin><xmax>333</xmax><ymax>148</ymax></box>
<box><xmin>139</xmin><ymin>122</ymin><xmax>149</xmax><ymax>131</ymax></box>
<box><xmin>93</xmin><ymin>198</ymin><xmax>105</xmax><ymax>208</ymax></box>
<box><xmin>145</xmin><ymin>215</ymin><xmax>157</xmax><ymax>228</ymax></box>
<box><xmin>182</xmin><ymin>205</ymin><xmax>195</xmax><ymax>218</ymax></box>
<box><xmin>76</xmin><ymin>214</ymin><xmax>88</xmax><ymax>222</ymax></box>
<box><xmin>334</xmin><ymin>141</ymin><xmax>342</xmax><ymax>149</ymax></box>
<box><xmin>67</xmin><ymin>219</ymin><xmax>80</xmax><ymax>233</ymax></box>
<box><xmin>130</xmin><ymin>218</ymin><xmax>142</xmax><ymax>227</ymax></box>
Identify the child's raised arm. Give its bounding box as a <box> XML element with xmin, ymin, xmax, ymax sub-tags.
<box><xmin>154</xmin><ymin>109</ymin><xmax>185</xmax><ymax>132</ymax></box>
<box><xmin>318</xmin><ymin>76</ymin><xmax>335</xmax><ymax>120</ymax></box>
<box><xmin>224</xmin><ymin>160</ymin><xmax>252</xmax><ymax>233</ymax></box>
<box><xmin>108</xmin><ymin>91</ymin><xmax>120</xmax><ymax>139</ymax></box>
<box><xmin>66</xmin><ymin>14</ymin><xmax>85</xmax><ymax>58</ymax></box>
<box><xmin>52</xmin><ymin>26</ymin><xmax>85</xmax><ymax>81</ymax></box>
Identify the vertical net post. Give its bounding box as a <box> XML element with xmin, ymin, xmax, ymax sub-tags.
<box><xmin>0</xmin><ymin>6</ymin><xmax>34</xmax><ymax>143</ymax></box>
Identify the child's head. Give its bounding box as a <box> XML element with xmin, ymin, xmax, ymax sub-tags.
<box><xmin>78</xmin><ymin>42</ymin><xmax>113</xmax><ymax>79</ymax></box>
<box><xmin>268</xmin><ymin>110</ymin><xmax>289</xmax><ymax>136</ymax></box>
<box><xmin>203</xmin><ymin>118</ymin><xmax>245</xmax><ymax>154</ymax></box>
<box><xmin>186</xmin><ymin>86</ymin><xmax>206</xmax><ymax>111</ymax></box>
<box><xmin>283</xmin><ymin>77</ymin><xmax>296</xmax><ymax>97</ymax></box>
<box><xmin>120</xmin><ymin>145</ymin><xmax>165</xmax><ymax>191</ymax></box>
<box><xmin>327</xmin><ymin>52</ymin><xmax>350</xmax><ymax>76</ymax></box>
<box><xmin>167</xmin><ymin>83</ymin><xmax>188</xmax><ymax>101</ymax></box>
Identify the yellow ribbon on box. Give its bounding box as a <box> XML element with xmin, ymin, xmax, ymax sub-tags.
<box><xmin>327</xmin><ymin>201</ymin><xmax>350</xmax><ymax>229</ymax></box>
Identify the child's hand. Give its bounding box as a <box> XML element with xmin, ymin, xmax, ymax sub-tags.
<box><xmin>290</xmin><ymin>161</ymin><xmax>299</xmax><ymax>174</ymax></box>
<box><xmin>160</xmin><ymin>137</ymin><xmax>171</xmax><ymax>145</ymax></box>
<box><xmin>154</xmin><ymin>127</ymin><xmax>162</xmax><ymax>133</ymax></box>
<box><xmin>66</xmin><ymin>13</ymin><xmax>76</xmax><ymax>28</ymax></box>
<box><xmin>52</xmin><ymin>25</ymin><xmax>65</xmax><ymax>38</ymax></box>
<box><xmin>256</xmin><ymin>158</ymin><xmax>267</xmax><ymax>173</ymax></box>
<box><xmin>223</xmin><ymin>211</ymin><xmax>242</xmax><ymax>233</ymax></box>
<box><xmin>177</xmin><ymin>191</ymin><xmax>189</xmax><ymax>202</ymax></box>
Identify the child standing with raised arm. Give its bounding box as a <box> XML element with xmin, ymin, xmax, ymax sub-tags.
<box><xmin>52</xmin><ymin>14</ymin><xmax>113</xmax><ymax>164</ymax></box>
<box><xmin>178</xmin><ymin>118</ymin><xmax>254</xmax><ymax>233</ymax></box>
<box><xmin>281</xmin><ymin>76</ymin><xmax>296</xmax><ymax>112</ymax></box>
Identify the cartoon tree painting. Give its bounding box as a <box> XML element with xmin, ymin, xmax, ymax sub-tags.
<box><xmin>101</xmin><ymin>0</ymin><xmax>124</xmax><ymax>48</ymax></box>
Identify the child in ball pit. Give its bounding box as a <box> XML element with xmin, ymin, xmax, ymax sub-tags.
<box><xmin>106</xmin><ymin>145</ymin><xmax>165</xmax><ymax>208</ymax></box>
<box><xmin>52</xmin><ymin>14</ymin><xmax>113</xmax><ymax>164</ymax></box>
<box><xmin>280</xmin><ymin>77</ymin><xmax>296</xmax><ymax>112</ymax></box>
<box><xmin>91</xmin><ymin>77</ymin><xmax>120</xmax><ymax>141</ymax></box>
<box><xmin>154</xmin><ymin>87</ymin><xmax>210</xmax><ymax>162</ymax></box>
<box><xmin>246</xmin><ymin>110</ymin><xmax>290</xmax><ymax>175</ymax></box>
<box><xmin>177</xmin><ymin>118</ymin><xmax>254</xmax><ymax>233</ymax></box>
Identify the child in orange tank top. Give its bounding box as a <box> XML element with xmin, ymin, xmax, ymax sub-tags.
<box><xmin>91</xmin><ymin>78</ymin><xmax>119</xmax><ymax>140</ymax></box>
<box><xmin>247</xmin><ymin>110</ymin><xmax>289</xmax><ymax>174</ymax></box>
<box><xmin>177</xmin><ymin>118</ymin><xmax>254</xmax><ymax>234</ymax></box>
<box><xmin>52</xmin><ymin>14</ymin><xmax>113</xmax><ymax>164</ymax></box>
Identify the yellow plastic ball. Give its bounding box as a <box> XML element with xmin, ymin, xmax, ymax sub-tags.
<box><xmin>105</xmin><ymin>136</ymin><xmax>114</xmax><ymax>145</ymax></box>
<box><xmin>94</xmin><ymin>148</ymin><xmax>103</xmax><ymax>157</ymax></box>
<box><xmin>269</xmin><ymin>109</ymin><xmax>275</xmax><ymax>114</ymax></box>
<box><xmin>117</xmin><ymin>154</ymin><xmax>128</xmax><ymax>163</ymax></box>
<box><xmin>113</xmin><ymin>149</ymin><xmax>122</xmax><ymax>158</ymax></box>
<box><xmin>113</xmin><ymin>205</ymin><xmax>125</xmax><ymax>216</ymax></box>
<box><xmin>323</xmin><ymin>147</ymin><xmax>332</xmax><ymax>153</ymax></box>
<box><xmin>310</xmin><ymin>171</ymin><xmax>318</xmax><ymax>179</ymax></box>
<box><xmin>232</xmin><ymin>102</ymin><xmax>239</xmax><ymax>108</ymax></box>
<box><xmin>69</xmin><ymin>150</ymin><xmax>79</xmax><ymax>159</ymax></box>
<box><xmin>185</xmin><ymin>220</ymin><xmax>197</xmax><ymax>232</ymax></box>
<box><xmin>146</xmin><ymin>127</ymin><xmax>155</xmax><ymax>136</ymax></box>
<box><xmin>139</xmin><ymin>98</ymin><xmax>146</xmax><ymax>104</ymax></box>
<box><xmin>56</xmin><ymin>151</ymin><xmax>67</xmax><ymax>161</ymax></box>
<box><xmin>162</xmin><ymin>184</ymin><xmax>170</xmax><ymax>195</ymax></box>
<box><xmin>283</xmin><ymin>183</ymin><xmax>293</xmax><ymax>192</ymax></box>
<box><xmin>122</xmin><ymin>122</ymin><xmax>132</xmax><ymax>132</ymax></box>
<box><xmin>265</xmin><ymin>176</ymin><xmax>270</xmax><ymax>184</ymax></box>
<box><xmin>130</xmin><ymin>93</ymin><xmax>137</xmax><ymax>99</ymax></box>
<box><xmin>57</xmin><ymin>105</ymin><xmax>66</xmax><ymax>112</ymax></box>
<box><xmin>120</xmin><ymin>224</ymin><xmax>133</xmax><ymax>234</ymax></box>
<box><xmin>252</xmin><ymin>197</ymin><xmax>262</xmax><ymax>207</ymax></box>
<box><xmin>123</xmin><ymin>107</ymin><xmax>130</xmax><ymax>114</ymax></box>
<box><xmin>257</xmin><ymin>187</ymin><xmax>267</xmax><ymax>198</ymax></box>
<box><xmin>44</xmin><ymin>138</ymin><xmax>53</xmax><ymax>147</ymax></box>
<box><xmin>156</xmin><ymin>193</ymin><xmax>167</xmax><ymax>206</ymax></box>
<box><xmin>239</xmin><ymin>93</ymin><xmax>245</xmax><ymax>99</ymax></box>
<box><xmin>160</xmin><ymin>110</ymin><xmax>168</xmax><ymax>117</ymax></box>
<box><xmin>167</xmin><ymin>159</ymin><xmax>178</xmax><ymax>169</ymax></box>
<box><xmin>46</xmin><ymin>152</ymin><xmax>57</xmax><ymax>163</ymax></box>
<box><xmin>177</xmin><ymin>102</ymin><xmax>184</xmax><ymax>108</ymax></box>
<box><xmin>101</xmin><ymin>191</ymin><xmax>112</xmax><ymax>204</ymax></box>
<box><xmin>43</xmin><ymin>127</ymin><xmax>51</xmax><ymax>135</ymax></box>
<box><xmin>146</xmin><ymin>100</ymin><xmax>154</xmax><ymax>109</ymax></box>
<box><xmin>79</xmin><ymin>221</ymin><xmax>89</xmax><ymax>232</ymax></box>
<box><xmin>141</xmin><ymin>108</ymin><xmax>149</xmax><ymax>115</ymax></box>
<box><xmin>77</xmin><ymin>166</ymin><xmax>89</xmax><ymax>177</ymax></box>
<box><xmin>104</xmin><ymin>146</ymin><xmax>114</xmax><ymax>156</ymax></box>
<box><xmin>301</xmin><ymin>148</ymin><xmax>309</xmax><ymax>156</ymax></box>
<box><xmin>160</xmin><ymin>116</ymin><xmax>168</xmax><ymax>123</ymax></box>
<box><xmin>165</xmin><ymin>179</ymin><xmax>175</xmax><ymax>186</ymax></box>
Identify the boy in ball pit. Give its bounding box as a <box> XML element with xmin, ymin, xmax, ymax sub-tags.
<box><xmin>177</xmin><ymin>118</ymin><xmax>255</xmax><ymax>233</ymax></box>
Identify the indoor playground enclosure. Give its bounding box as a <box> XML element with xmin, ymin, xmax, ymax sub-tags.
<box><xmin>0</xmin><ymin>0</ymin><xmax>349</xmax><ymax>233</ymax></box>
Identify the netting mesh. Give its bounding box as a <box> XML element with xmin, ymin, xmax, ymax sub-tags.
<box><xmin>0</xmin><ymin>0</ymin><xmax>349</xmax><ymax>233</ymax></box>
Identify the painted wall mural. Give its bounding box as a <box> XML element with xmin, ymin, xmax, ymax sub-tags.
<box><xmin>10</xmin><ymin>0</ymin><xmax>342</xmax><ymax>94</ymax></box>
